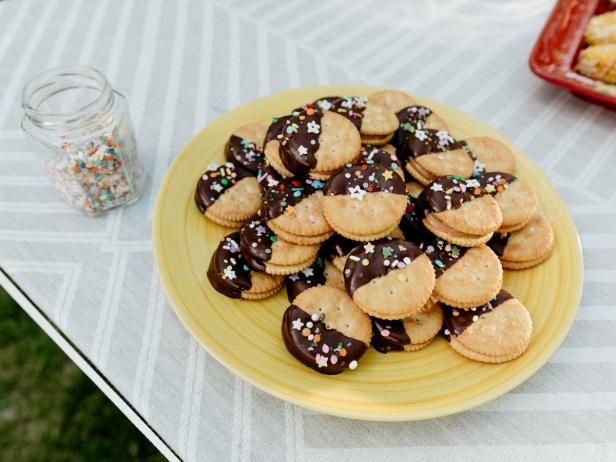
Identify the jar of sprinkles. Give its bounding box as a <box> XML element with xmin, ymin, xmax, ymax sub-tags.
<box><xmin>21</xmin><ymin>66</ymin><xmax>144</xmax><ymax>214</ymax></box>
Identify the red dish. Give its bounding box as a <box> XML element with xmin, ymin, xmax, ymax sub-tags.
<box><xmin>529</xmin><ymin>0</ymin><xmax>616</xmax><ymax>109</ymax></box>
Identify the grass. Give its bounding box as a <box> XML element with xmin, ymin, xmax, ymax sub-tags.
<box><xmin>0</xmin><ymin>286</ymin><xmax>166</xmax><ymax>462</ymax></box>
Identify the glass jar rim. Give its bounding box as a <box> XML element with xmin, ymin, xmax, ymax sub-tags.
<box><xmin>21</xmin><ymin>65</ymin><xmax>112</xmax><ymax>121</ymax></box>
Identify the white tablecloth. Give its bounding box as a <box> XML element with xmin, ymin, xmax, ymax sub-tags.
<box><xmin>1</xmin><ymin>0</ymin><xmax>615</xmax><ymax>460</ymax></box>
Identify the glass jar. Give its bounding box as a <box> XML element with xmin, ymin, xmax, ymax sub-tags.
<box><xmin>21</xmin><ymin>66</ymin><xmax>144</xmax><ymax>214</ymax></box>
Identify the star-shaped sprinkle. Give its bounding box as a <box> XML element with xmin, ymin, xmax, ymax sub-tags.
<box><xmin>348</xmin><ymin>185</ymin><xmax>367</xmax><ymax>201</ymax></box>
<box><xmin>355</xmin><ymin>96</ymin><xmax>368</xmax><ymax>107</ymax></box>
<box><xmin>292</xmin><ymin>318</ymin><xmax>304</xmax><ymax>330</ymax></box>
<box><xmin>382</xmin><ymin>170</ymin><xmax>393</xmax><ymax>180</ymax></box>
<box><xmin>435</xmin><ymin>130</ymin><xmax>454</xmax><ymax>145</ymax></box>
<box><xmin>340</xmin><ymin>97</ymin><xmax>353</xmax><ymax>109</ymax></box>
<box><xmin>289</xmin><ymin>273</ymin><xmax>300</xmax><ymax>281</ymax></box>
<box><xmin>297</xmin><ymin>145</ymin><xmax>308</xmax><ymax>156</ymax></box>
<box><xmin>317</xmin><ymin>99</ymin><xmax>333</xmax><ymax>111</ymax></box>
<box><xmin>363</xmin><ymin>242</ymin><xmax>375</xmax><ymax>254</ymax></box>
<box><xmin>382</xmin><ymin>246</ymin><xmax>394</xmax><ymax>258</ymax></box>
<box><xmin>302</xmin><ymin>268</ymin><xmax>314</xmax><ymax>277</ymax></box>
<box><xmin>415</xmin><ymin>129</ymin><xmax>428</xmax><ymax>141</ymax></box>
<box><xmin>223</xmin><ymin>266</ymin><xmax>236</xmax><ymax>280</ymax></box>
<box><xmin>473</xmin><ymin>159</ymin><xmax>485</xmax><ymax>175</ymax></box>
<box><xmin>316</xmin><ymin>354</ymin><xmax>328</xmax><ymax>368</ymax></box>
<box><xmin>465</xmin><ymin>179</ymin><xmax>480</xmax><ymax>188</ymax></box>
<box><xmin>430</xmin><ymin>183</ymin><xmax>444</xmax><ymax>192</ymax></box>
<box><xmin>306</xmin><ymin>120</ymin><xmax>320</xmax><ymax>134</ymax></box>
<box><xmin>255</xmin><ymin>225</ymin><xmax>267</xmax><ymax>235</ymax></box>
<box><xmin>223</xmin><ymin>238</ymin><xmax>240</xmax><ymax>253</ymax></box>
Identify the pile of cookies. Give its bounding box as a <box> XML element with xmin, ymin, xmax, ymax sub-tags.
<box><xmin>199</xmin><ymin>90</ymin><xmax>554</xmax><ymax>374</ymax></box>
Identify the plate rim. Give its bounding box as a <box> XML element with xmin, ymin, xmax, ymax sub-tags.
<box><xmin>153</xmin><ymin>84</ymin><xmax>584</xmax><ymax>421</ymax></box>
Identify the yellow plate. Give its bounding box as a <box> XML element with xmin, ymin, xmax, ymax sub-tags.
<box><xmin>153</xmin><ymin>85</ymin><xmax>583</xmax><ymax>420</ymax></box>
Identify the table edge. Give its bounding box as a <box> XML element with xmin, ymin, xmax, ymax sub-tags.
<box><xmin>0</xmin><ymin>267</ymin><xmax>182</xmax><ymax>462</ymax></box>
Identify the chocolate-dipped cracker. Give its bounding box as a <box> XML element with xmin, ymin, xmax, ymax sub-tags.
<box><xmin>194</xmin><ymin>162</ymin><xmax>261</xmax><ymax>228</ymax></box>
<box><xmin>459</xmin><ymin>137</ymin><xmax>516</xmax><ymax>176</ymax></box>
<box><xmin>443</xmin><ymin>290</ymin><xmax>533</xmax><ymax>363</ymax></box>
<box><xmin>313</xmin><ymin>95</ymin><xmax>399</xmax><ymax>146</ymax></box>
<box><xmin>322</xmin><ymin>163</ymin><xmax>407</xmax><ymax>242</ymax></box>
<box><xmin>392</xmin><ymin>105</ymin><xmax>448</xmax><ymax>150</ymax></box>
<box><xmin>419</xmin><ymin>238</ymin><xmax>502</xmax><ymax>309</ymax></box>
<box><xmin>487</xmin><ymin>213</ymin><xmax>554</xmax><ymax>270</ymax></box>
<box><xmin>224</xmin><ymin>123</ymin><xmax>267</xmax><ymax>176</ymax></box>
<box><xmin>262</xmin><ymin>175</ymin><xmax>333</xmax><ymax>245</ymax></box>
<box><xmin>281</xmin><ymin>286</ymin><xmax>371</xmax><ymax>374</ymax></box>
<box><xmin>371</xmin><ymin>302</ymin><xmax>443</xmax><ymax>353</ymax></box>
<box><xmin>239</xmin><ymin>218</ymin><xmax>319</xmax><ymax>276</ymax></box>
<box><xmin>207</xmin><ymin>232</ymin><xmax>283</xmax><ymax>300</ymax></box>
<box><xmin>418</xmin><ymin>175</ymin><xmax>503</xmax><ymax>247</ymax></box>
<box><xmin>279</xmin><ymin>106</ymin><xmax>361</xmax><ymax>178</ymax></box>
<box><xmin>403</xmin><ymin>128</ymin><xmax>474</xmax><ymax>185</ymax></box>
<box><xmin>477</xmin><ymin>172</ymin><xmax>538</xmax><ymax>233</ymax></box>
<box><xmin>358</xmin><ymin>146</ymin><xmax>405</xmax><ymax>179</ymax></box>
<box><xmin>343</xmin><ymin>238</ymin><xmax>436</xmax><ymax>320</ymax></box>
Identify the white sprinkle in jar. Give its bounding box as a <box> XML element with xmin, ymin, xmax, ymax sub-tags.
<box><xmin>21</xmin><ymin>66</ymin><xmax>144</xmax><ymax>214</ymax></box>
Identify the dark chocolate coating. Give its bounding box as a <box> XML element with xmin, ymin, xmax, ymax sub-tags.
<box><xmin>257</xmin><ymin>164</ymin><xmax>284</xmax><ymax>191</ymax></box>
<box><xmin>240</xmin><ymin>218</ymin><xmax>276</xmax><ymax>263</ymax></box>
<box><xmin>207</xmin><ymin>232</ymin><xmax>252</xmax><ymax>298</ymax></box>
<box><xmin>417</xmin><ymin>173</ymin><xmax>518</xmax><ymax>219</ymax></box>
<box><xmin>324</xmin><ymin>163</ymin><xmax>406</xmax><ymax>197</ymax></box>
<box><xmin>241</xmin><ymin>250</ymin><xmax>267</xmax><ymax>273</ymax></box>
<box><xmin>279</xmin><ymin>110</ymin><xmax>323</xmax><ymax>174</ymax></box>
<box><xmin>443</xmin><ymin>290</ymin><xmax>513</xmax><ymax>339</ymax></box>
<box><xmin>265</xmin><ymin>115</ymin><xmax>293</xmax><ymax>144</ymax></box>
<box><xmin>225</xmin><ymin>134</ymin><xmax>264</xmax><ymax>176</ymax></box>
<box><xmin>487</xmin><ymin>232</ymin><xmax>510</xmax><ymax>257</ymax></box>
<box><xmin>281</xmin><ymin>304</ymin><xmax>367</xmax><ymax>374</ymax></box>
<box><xmin>418</xmin><ymin>237</ymin><xmax>468</xmax><ymax>278</ymax></box>
<box><xmin>261</xmin><ymin>176</ymin><xmax>325</xmax><ymax>220</ymax></box>
<box><xmin>358</xmin><ymin>146</ymin><xmax>401</xmax><ymax>172</ymax></box>
<box><xmin>194</xmin><ymin>162</ymin><xmax>251</xmax><ymax>213</ymax></box>
<box><xmin>278</xmin><ymin>96</ymin><xmax>367</xmax><ymax>174</ymax></box>
<box><xmin>417</xmin><ymin>175</ymin><xmax>484</xmax><ymax>216</ymax></box>
<box><xmin>371</xmin><ymin>318</ymin><xmax>411</xmax><ymax>353</ymax></box>
<box><xmin>401</xmin><ymin>127</ymin><xmax>462</xmax><ymax>160</ymax></box>
<box><xmin>343</xmin><ymin>238</ymin><xmax>424</xmax><ymax>295</ymax></box>
<box><xmin>286</xmin><ymin>256</ymin><xmax>326</xmax><ymax>302</ymax></box>
<box><xmin>399</xmin><ymin>194</ymin><xmax>431</xmax><ymax>244</ymax></box>
<box><xmin>314</xmin><ymin>95</ymin><xmax>367</xmax><ymax>130</ymax></box>
<box><xmin>476</xmin><ymin>171</ymin><xmax>517</xmax><ymax>195</ymax></box>
<box><xmin>320</xmin><ymin>234</ymin><xmax>360</xmax><ymax>262</ymax></box>
<box><xmin>392</xmin><ymin>105</ymin><xmax>434</xmax><ymax>150</ymax></box>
